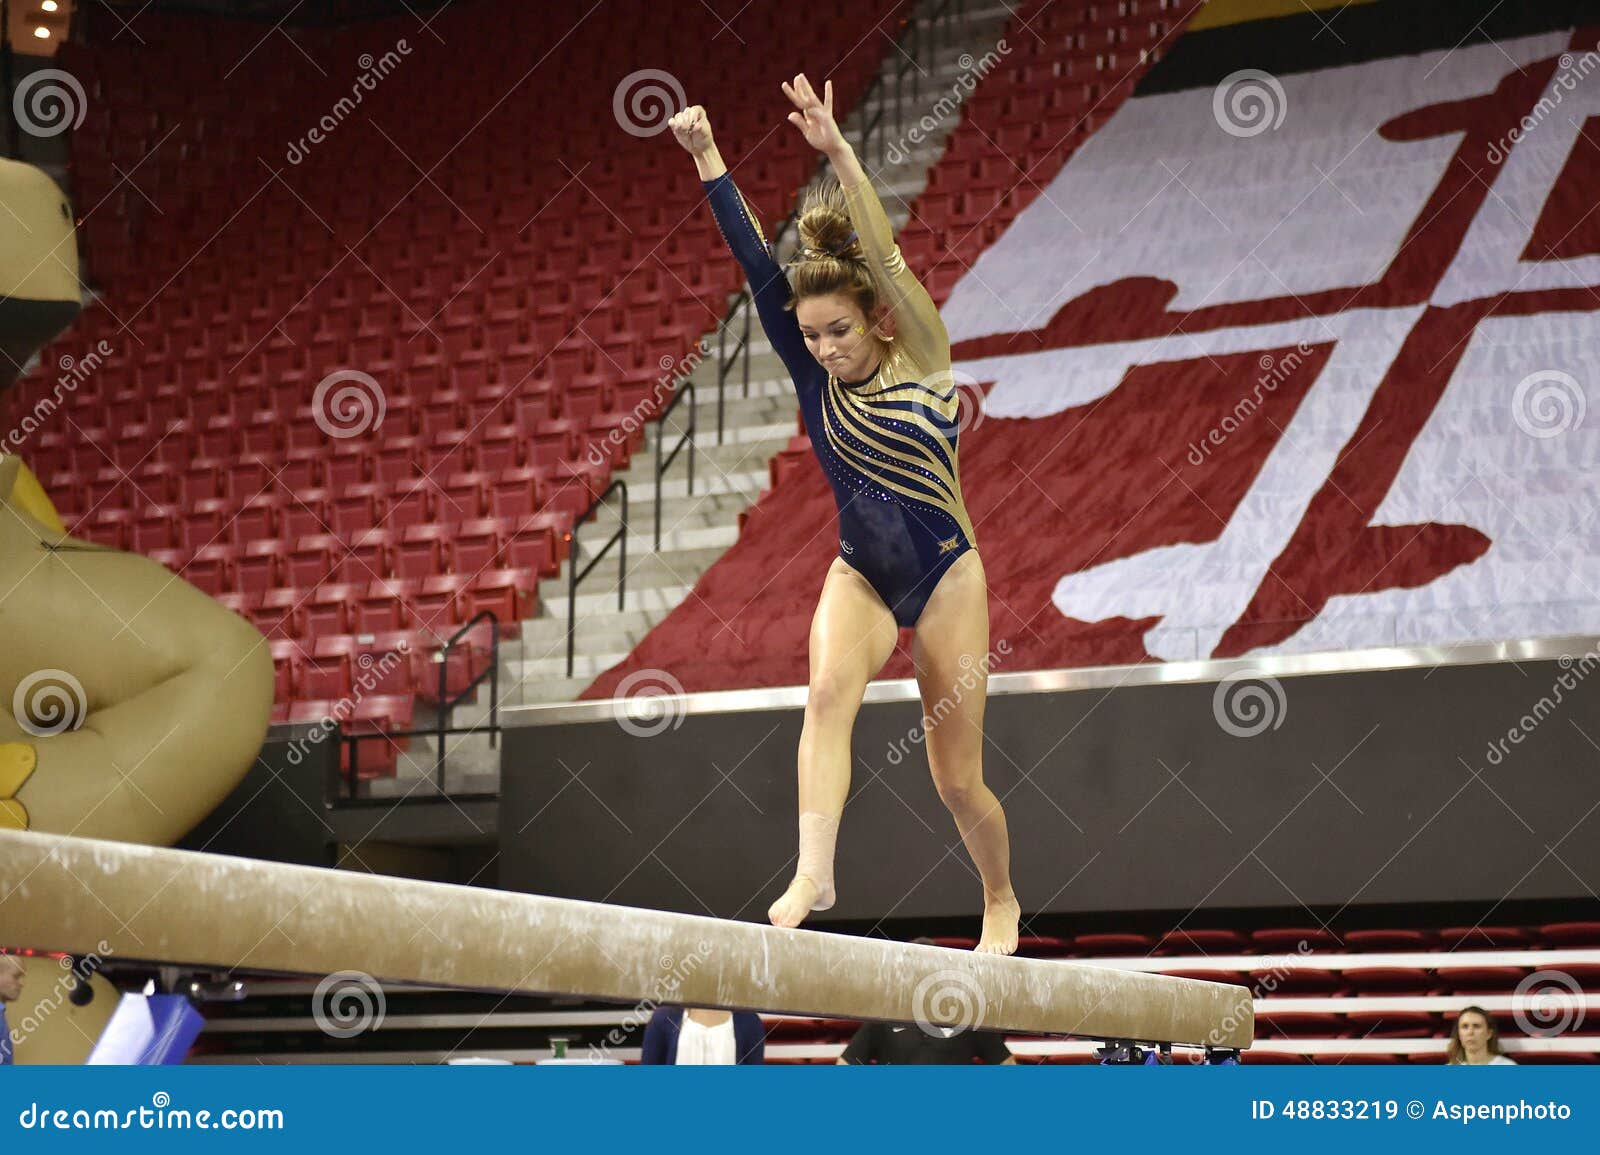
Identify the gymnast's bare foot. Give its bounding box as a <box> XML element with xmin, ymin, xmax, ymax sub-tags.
<box><xmin>976</xmin><ymin>891</ymin><xmax>1021</xmax><ymax>954</ymax></box>
<box><xmin>768</xmin><ymin>874</ymin><xmax>833</xmax><ymax>928</ymax></box>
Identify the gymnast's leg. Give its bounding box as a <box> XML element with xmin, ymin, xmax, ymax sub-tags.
<box><xmin>768</xmin><ymin>557</ymin><xmax>899</xmax><ymax>928</ymax></box>
<box><xmin>911</xmin><ymin>550</ymin><xmax>1020</xmax><ymax>954</ymax></box>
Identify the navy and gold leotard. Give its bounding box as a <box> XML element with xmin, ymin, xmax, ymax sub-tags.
<box><xmin>703</xmin><ymin>171</ymin><xmax>977</xmax><ymax>629</ymax></box>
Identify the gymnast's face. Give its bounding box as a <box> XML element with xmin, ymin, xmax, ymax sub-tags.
<box><xmin>796</xmin><ymin>294</ymin><xmax>884</xmax><ymax>383</ymax></box>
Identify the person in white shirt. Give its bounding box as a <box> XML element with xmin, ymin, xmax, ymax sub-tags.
<box><xmin>640</xmin><ymin>1005</ymin><xmax>765</xmax><ymax>1065</ymax></box>
<box><xmin>1447</xmin><ymin>1006</ymin><xmax>1516</xmax><ymax>1065</ymax></box>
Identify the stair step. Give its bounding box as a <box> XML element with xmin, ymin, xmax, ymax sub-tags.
<box><xmin>509</xmin><ymin>650</ymin><xmax>634</xmax><ymax>680</ymax></box>
<box><xmin>583</xmin><ymin>467</ymin><xmax>766</xmax><ymax>506</ymax></box>
<box><xmin>627</xmin><ymin>428</ymin><xmax>797</xmax><ymax>476</ymax></box>
<box><xmin>533</xmin><ymin>582</ymin><xmax>695</xmax><ymax>618</ymax></box>
<box><xmin>567</xmin><ymin>521</ymin><xmax>739</xmax><ymax>560</ymax></box>
<box><xmin>540</xmin><ymin>544</ymin><xmax>730</xmax><ymax>598</ymax></box>
<box><xmin>517</xmin><ymin>607</ymin><xmax>667</xmax><ymax>646</ymax></box>
<box><xmin>514</xmin><ymin>674</ymin><xmax>609</xmax><ymax>704</ymax></box>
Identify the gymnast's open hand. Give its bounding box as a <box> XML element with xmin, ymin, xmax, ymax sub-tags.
<box><xmin>668</xmin><ymin>105</ymin><xmax>715</xmax><ymax>155</ymax></box>
<box><xmin>782</xmin><ymin>72</ymin><xmax>846</xmax><ymax>157</ymax></box>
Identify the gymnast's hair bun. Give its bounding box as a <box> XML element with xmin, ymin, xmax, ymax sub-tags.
<box><xmin>796</xmin><ymin>178</ymin><xmax>863</xmax><ymax>264</ymax></box>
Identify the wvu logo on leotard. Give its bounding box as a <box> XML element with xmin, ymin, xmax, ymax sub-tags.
<box><xmin>938</xmin><ymin>535</ymin><xmax>961</xmax><ymax>554</ymax></box>
<box><xmin>841</xmin><ymin>539</ymin><xmax>855</xmax><ymax>555</ymax></box>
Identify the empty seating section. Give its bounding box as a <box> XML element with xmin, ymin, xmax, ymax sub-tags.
<box><xmin>756</xmin><ymin>921</ymin><xmax>1600</xmax><ymax>1063</ymax></box>
<box><xmin>2</xmin><ymin>0</ymin><xmax>907</xmax><ymax>764</ymax></box>
<box><xmin>898</xmin><ymin>1</ymin><xmax>1192</xmax><ymax>298</ymax></box>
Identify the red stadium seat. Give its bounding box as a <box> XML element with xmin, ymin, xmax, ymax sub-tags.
<box><xmin>1338</xmin><ymin>968</ymin><xmax>1436</xmax><ymax>996</ymax></box>
<box><xmin>1254</xmin><ymin>1013</ymin><xmax>1346</xmax><ymax>1039</ymax></box>
<box><xmin>449</xmin><ymin>519</ymin><xmax>502</xmax><ymax>574</ymax></box>
<box><xmin>1155</xmin><ymin>929</ymin><xmax>1250</xmax><ymax>955</ymax></box>
<box><xmin>1073</xmin><ymin>933</ymin><xmax>1155</xmax><ymax>956</ymax></box>
<box><xmin>505</xmin><ymin>512</ymin><xmax>564</xmax><ymax>574</ymax></box>
<box><xmin>1253</xmin><ymin>968</ymin><xmax>1346</xmax><ymax>997</ymax></box>
<box><xmin>187</xmin><ymin>544</ymin><xmax>235</xmax><ymax>595</ymax></box>
<box><xmin>1250</xmin><ymin>928</ymin><xmax>1343</xmax><ymax>953</ymax></box>
<box><xmin>1439</xmin><ymin>926</ymin><xmax>1538</xmax><ymax>951</ymax></box>
<box><xmin>360</xmin><ymin>579</ymin><xmax>415</xmax><ymax>634</ymax></box>
<box><xmin>289</xmin><ymin>534</ymin><xmax>343</xmax><ymax>588</ymax></box>
<box><xmin>1344</xmin><ymin>1011</ymin><xmax>1439</xmax><ymax>1039</ymax></box>
<box><xmin>238</xmin><ymin>540</ymin><xmax>284</xmax><ymax>593</ymax></box>
<box><xmin>1343</xmin><ymin>929</ymin><xmax>1437</xmax><ymax>952</ymax></box>
<box><xmin>297</xmin><ymin>654</ymin><xmax>352</xmax><ymax>700</ymax></box>
<box><xmin>398</xmin><ymin>524</ymin><xmax>451</xmax><ymax>579</ymax></box>
<box><xmin>306</xmin><ymin>584</ymin><xmax>360</xmax><ymax>637</ymax></box>
<box><xmin>1539</xmin><ymin>922</ymin><xmax>1600</xmax><ymax>947</ymax></box>
<box><xmin>1433</xmin><ymin>966</ymin><xmax>1530</xmax><ymax>995</ymax></box>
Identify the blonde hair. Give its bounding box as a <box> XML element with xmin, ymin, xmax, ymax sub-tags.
<box><xmin>785</xmin><ymin>177</ymin><xmax>877</xmax><ymax>320</ymax></box>
<box><xmin>1446</xmin><ymin>1005</ymin><xmax>1504</xmax><ymax>1064</ymax></box>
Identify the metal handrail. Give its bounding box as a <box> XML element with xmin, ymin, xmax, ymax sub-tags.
<box><xmin>338</xmin><ymin>610</ymin><xmax>502</xmax><ymax>798</ymax></box>
<box><xmin>567</xmin><ymin>479</ymin><xmax>628</xmax><ymax>677</ymax></box>
<box><xmin>653</xmin><ymin>380</ymin><xmax>695</xmax><ymax>551</ymax></box>
<box><xmin>429</xmin><ymin>609</ymin><xmax>501</xmax><ymax>790</ymax></box>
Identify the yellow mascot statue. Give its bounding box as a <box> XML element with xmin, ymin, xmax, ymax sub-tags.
<box><xmin>1</xmin><ymin>157</ymin><xmax>275</xmax><ymax>1062</ymax></box>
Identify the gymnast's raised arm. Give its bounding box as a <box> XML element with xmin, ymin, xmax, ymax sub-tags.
<box><xmin>781</xmin><ymin>73</ymin><xmax>950</xmax><ymax>374</ymax></box>
<box><xmin>668</xmin><ymin>104</ymin><xmax>813</xmax><ymax>381</ymax></box>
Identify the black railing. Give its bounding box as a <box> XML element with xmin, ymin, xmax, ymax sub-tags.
<box><xmin>567</xmin><ymin>479</ymin><xmax>629</xmax><ymax>677</ymax></box>
<box><xmin>429</xmin><ymin>610</ymin><xmax>501</xmax><ymax>785</ymax></box>
<box><xmin>338</xmin><ymin>611</ymin><xmax>502</xmax><ymax>801</ymax></box>
<box><xmin>712</xmin><ymin>0</ymin><xmax>967</xmax><ymax>440</ymax></box>
<box><xmin>714</xmin><ymin>302</ymin><xmax>751</xmax><ymax>445</ymax></box>
<box><xmin>653</xmin><ymin>380</ymin><xmax>695</xmax><ymax>550</ymax></box>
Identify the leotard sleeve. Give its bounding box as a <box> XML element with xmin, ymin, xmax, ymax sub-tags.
<box><xmin>839</xmin><ymin>173</ymin><xmax>950</xmax><ymax>376</ymax></box>
<box><xmin>703</xmin><ymin>173</ymin><xmax>815</xmax><ymax>383</ymax></box>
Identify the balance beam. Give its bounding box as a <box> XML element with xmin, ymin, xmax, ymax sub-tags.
<box><xmin>0</xmin><ymin>829</ymin><xmax>1252</xmax><ymax>1048</ymax></box>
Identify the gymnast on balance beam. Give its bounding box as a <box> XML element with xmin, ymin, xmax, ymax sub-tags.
<box><xmin>668</xmin><ymin>73</ymin><xmax>1018</xmax><ymax>953</ymax></box>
